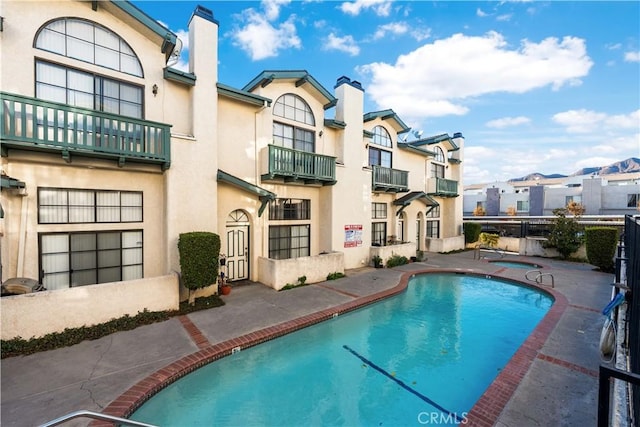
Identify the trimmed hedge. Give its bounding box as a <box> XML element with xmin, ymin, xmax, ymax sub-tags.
<box><xmin>464</xmin><ymin>222</ymin><xmax>482</xmax><ymax>244</ymax></box>
<box><xmin>178</xmin><ymin>232</ymin><xmax>221</xmax><ymax>290</ymax></box>
<box><xmin>585</xmin><ymin>227</ymin><xmax>618</xmax><ymax>273</ymax></box>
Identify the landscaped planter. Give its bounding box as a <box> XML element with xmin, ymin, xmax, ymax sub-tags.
<box><xmin>258</xmin><ymin>252</ymin><xmax>344</xmax><ymax>290</ymax></box>
<box><xmin>369</xmin><ymin>242</ymin><xmax>416</xmax><ymax>267</ymax></box>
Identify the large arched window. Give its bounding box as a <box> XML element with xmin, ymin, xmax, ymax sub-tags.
<box><xmin>433</xmin><ymin>146</ymin><xmax>445</xmax><ymax>163</ymax></box>
<box><xmin>369</xmin><ymin>125</ymin><xmax>392</xmax><ymax>168</ymax></box>
<box><xmin>35</xmin><ymin>18</ymin><xmax>143</xmax><ymax>77</ymax></box>
<box><xmin>273</xmin><ymin>94</ymin><xmax>315</xmax><ymax>152</ymax></box>
<box><xmin>431</xmin><ymin>146</ymin><xmax>445</xmax><ymax>179</ymax></box>
<box><xmin>273</xmin><ymin>94</ymin><xmax>315</xmax><ymax>125</ymax></box>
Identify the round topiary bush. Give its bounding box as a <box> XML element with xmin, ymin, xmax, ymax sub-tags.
<box><xmin>585</xmin><ymin>227</ymin><xmax>618</xmax><ymax>273</ymax></box>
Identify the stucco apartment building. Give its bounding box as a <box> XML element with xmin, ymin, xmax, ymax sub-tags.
<box><xmin>0</xmin><ymin>0</ymin><xmax>464</xmax><ymax>316</ymax></box>
<box><xmin>464</xmin><ymin>173</ymin><xmax>640</xmax><ymax>217</ymax></box>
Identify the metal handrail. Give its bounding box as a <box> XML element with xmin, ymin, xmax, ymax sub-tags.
<box><xmin>525</xmin><ymin>269</ymin><xmax>555</xmax><ymax>288</ymax></box>
<box><xmin>38</xmin><ymin>410</ymin><xmax>157</xmax><ymax>427</ymax></box>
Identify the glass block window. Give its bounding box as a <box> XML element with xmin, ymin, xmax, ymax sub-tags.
<box><xmin>38</xmin><ymin>188</ymin><xmax>142</xmax><ymax>224</ymax></box>
<box><xmin>35</xmin><ymin>18</ymin><xmax>143</xmax><ymax>77</ymax></box>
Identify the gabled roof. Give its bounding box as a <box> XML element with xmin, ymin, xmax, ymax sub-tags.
<box><xmin>217</xmin><ymin>170</ymin><xmax>276</xmax><ymax>217</ymax></box>
<box><xmin>410</xmin><ymin>133</ymin><xmax>460</xmax><ymax>151</ymax></box>
<box><xmin>217</xmin><ymin>83</ymin><xmax>272</xmax><ymax>107</ymax></box>
<box><xmin>363</xmin><ymin>110</ymin><xmax>410</xmax><ymax>134</ymax></box>
<box><xmin>393</xmin><ymin>191</ymin><xmax>439</xmax><ymax>216</ymax></box>
<box><xmin>242</xmin><ymin>70</ymin><xmax>337</xmax><ymax>110</ymax></box>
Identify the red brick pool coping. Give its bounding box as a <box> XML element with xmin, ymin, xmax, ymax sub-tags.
<box><xmin>96</xmin><ymin>268</ymin><xmax>569</xmax><ymax>426</ymax></box>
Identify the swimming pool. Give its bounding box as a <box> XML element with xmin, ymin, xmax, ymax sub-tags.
<box><xmin>131</xmin><ymin>273</ymin><xmax>552</xmax><ymax>426</ymax></box>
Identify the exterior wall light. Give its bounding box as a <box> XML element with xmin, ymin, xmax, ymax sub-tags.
<box><xmin>152</xmin><ymin>84</ymin><xmax>158</xmax><ymax>97</ymax></box>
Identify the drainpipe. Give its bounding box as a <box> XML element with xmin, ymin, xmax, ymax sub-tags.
<box><xmin>16</xmin><ymin>186</ymin><xmax>28</xmax><ymax>277</ymax></box>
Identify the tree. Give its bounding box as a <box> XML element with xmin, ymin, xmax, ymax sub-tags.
<box><xmin>543</xmin><ymin>208</ymin><xmax>583</xmax><ymax>259</ymax></box>
<box><xmin>473</xmin><ymin>205</ymin><xmax>486</xmax><ymax>216</ymax></box>
<box><xmin>505</xmin><ymin>206</ymin><xmax>517</xmax><ymax>216</ymax></box>
<box><xmin>566</xmin><ymin>201</ymin><xmax>586</xmax><ymax>216</ymax></box>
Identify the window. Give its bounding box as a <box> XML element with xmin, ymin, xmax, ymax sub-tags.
<box><xmin>38</xmin><ymin>188</ymin><xmax>142</xmax><ymax>224</ymax></box>
<box><xmin>371</xmin><ymin>222</ymin><xmax>387</xmax><ymax>246</ymax></box>
<box><xmin>426</xmin><ymin>205</ymin><xmax>440</xmax><ymax>218</ymax></box>
<box><xmin>36</xmin><ymin>61</ymin><xmax>143</xmax><ymax>118</ymax></box>
<box><xmin>369</xmin><ymin>126</ymin><xmax>392</xmax><ymax>168</ymax></box>
<box><xmin>35</xmin><ymin>18</ymin><xmax>142</xmax><ymax>77</ymax></box>
<box><xmin>433</xmin><ymin>146</ymin><xmax>445</xmax><ymax>163</ymax></box>
<box><xmin>273</xmin><ymin>122</ymin><xmax>315</xmax><ymax>152</ymax></box>
<box><xmin>628</xmin><ymin>194</ymin><xmax>640</xmax><ymax>208</ymax></box>
<box><xmin>371</xmin><ymin>203</ymin><xmax>387</xmax><ymax>219</ymax></box>
<box><xmin>39</xmin><ymin>230</ymin><xmax>143</xmax><ymax>290</ymax></box>
<box><xmin>565</xmin><ymin>195</ymin><xmax>581</xmax><ymax>205</ymax></box>
<box><xmin>269</xmin><ymin>199</ymin><xmax>310</xmax><ymax>220</ymax></box>
<box><xmin>268</xmin><ymin>225</ymin><xmax>310</xmax><ymax>259</ymax></box>
<box><xmin>273</xmin><ymin>94</ymin><xmax>315</xmax><ymax>126</ymax></box>
<box><xmin>517</xmin><ymin>200</ymin><xmax>529</xmax><ymax>211</ymax></box>
<box><xmin>426</xmin><ymin>220</ymin><xmax>440</xmax><ymax>238</ymax></box>
<box><xmin>431</xmin><ymin>163</ymin><xmax>445</xmax><ymax>179</ymax></box>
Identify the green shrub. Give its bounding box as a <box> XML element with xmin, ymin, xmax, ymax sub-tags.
<box><xmin>178</xmin><ymin>232</ymin><xmax>221</xmax><ymax>292</ymax></box>
<box><xmin>327</xmin><ymin>272</ymin><xmax>346</xmax><ymax>280</ymax></box>
<box><xmin>386</xmin><ymin>254</ymin><xmax>409</xmax><ymax>268</ymax></box>
<box><xmin>464</xmin><ymin>222</ymin><xmax>482</xmax><ymax>244</ymax></box>
<box><xmin>585</xmin><ymin>227</ymin><xmax>618</xmax><ymax>273</ymax></box>
<box><xmin>543</xmin><ymin>208</ymin><xmax>583</xmax><ymax>259</ymax></box>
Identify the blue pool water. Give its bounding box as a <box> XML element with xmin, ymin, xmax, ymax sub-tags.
<box><xmin>131</xmin><ymin>273</ymin><xmax>552</xmax><ymax>426</ymax></box>
<box><xmin>491</xmin><ymin>261</ymin><xmax>542</xmax><ymax>269</ymax></box>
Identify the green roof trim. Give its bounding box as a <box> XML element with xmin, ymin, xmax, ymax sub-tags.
<box><xmin>411</xmin><ymin>133</ymin><xmax>460</xmax><ymax>151</ymax></box>
<box><xmin>1</xmin><ymin>175</ymin><xmax>25</xmax><ymax>189</ymax></box>
<box><xmin>110</xmin><ymin>1</ymin><xmax>177</xmax><ymax>61</ymax></box>
<box><xmin>217</xmin><ymin>170</ymin><xmax>276</xmax><ymax>217</ymax></box>
<box><xmin>217</xmin><ymin>83</ymin><xmax>272</xmax><ymax>107</ymax></box>
<box><xmin>363</xmin><ymin>129</ymin><xmax>374</xmax><ymax>138</ymax></box>
<box><xmin>242</xmin><ymin>70</ymin><xmax>337</xmax><ymax>109</ymax></box>
<box><xmin>397</xmin><ymin>142</ymin><xmax>436</xmax><ymax>157</ymax></box>
<box><xmin>363</xmin><ymin>109</ymin><xmax>410</xmax><ymax>133</ymax></box>
<box><xmin>393</xmin><ymin>191</ymin><xmax>439</xmax><ymax>216</ymax></box>
<box><xmin>164</xmin><ymin>67</ymin><xmax>196</xmax><ymax>86</ymax></box>
<box><xmin>324</xmin><ymin>119</ymin><xmax>346</xmax><ymax>129</ymax></box>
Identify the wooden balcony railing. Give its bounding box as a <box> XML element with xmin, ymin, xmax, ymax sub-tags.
<box><xmin>372</xmin><ymin>165</ymin><xmax>409</xmax><ymax>192</ymax></box>
<box><xmin>261</xmin><ymin>144</ymin><xmax>336</xmax><ymax>186</ymax></box>
<box><xmin>1</xmin><ymin>92</ymin><xmax>171</xmax><ymax>169</ymax></box>
<box><xmin>427</xmin><ymin>177</ymin><xmax>458</xmax><ymax>197</ymax></box>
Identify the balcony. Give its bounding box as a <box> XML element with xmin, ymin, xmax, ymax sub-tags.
<box><xmin>372</xmin><ymin>165</ymin><xmax>409</xmax><ymax>192</ymax></box>
<box><xmin>261</xmin><ymin>144</ymin><xmax>336</xmax><ymax>186</ymax></box>
<box><xmin>427</xmin><ymin>177</ymin><xmax>458</xmax><ymax>197</ymax></box>
<box><xmin>1</xmin><ymin>92</ymin><xmax>171</xmax><ymax>169</ymax></box>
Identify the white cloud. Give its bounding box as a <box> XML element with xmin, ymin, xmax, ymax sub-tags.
<box><xmin>373</xmin><ymin>22</ymin><xmax>409</xmax><ymax>40</ymax></box>
<box><xmin>340</xmin><ymin>0</ymin><xmax>392</xmax><ymax>17</ymax></box>
<box><xmin>486</xmin><ymin>116</ymin><xmax>532</xmax><ymax>129</ymax></box>
<box><xmin>358</xmin><ymin>31</ymin><xmax>593</xmax><ymax>121</ymax></box>
<box><xmin>323</xmin><ymin>33</ymin><xmax>360</xmax><ymax>56</ymax></box>
<box><xmin>552</xmin><ymin>109</ymin><xmax>640</xmax><ymax>133</ymax></box>
<box><xmin>476</xmin><ymin>8</ymin><xmax>488</xmax><ymax>18</ymax></box>
<box><xmin>410</xmin><ymin>27</ymin><xmax>431</xmax><ymax>42</ymax></box>
<box><xmin>624</xmin><ymin>51</ymin><xmax>640</xmax><ymax>62</ymax></box>
<box><xmin>496</xmin><ymin>14</ymin><xmax>512</xmax><ymax>22</ymax></box>
<box><xmin>230</xmin><ymin>4</ymin><xmax>301</xmax><ymax>60</ymax></box>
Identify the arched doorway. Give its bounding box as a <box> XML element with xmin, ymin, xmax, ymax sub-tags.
<box><xmin>225</xmin><ymin>210</ymin><xmax>250</xmax><ymax>281</ymax></box>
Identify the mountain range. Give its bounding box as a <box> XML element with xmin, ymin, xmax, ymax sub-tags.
<box><xmin>509</xmin><ymin>157</ymin><xmax>640</xmax><ymax>182</ymax></box>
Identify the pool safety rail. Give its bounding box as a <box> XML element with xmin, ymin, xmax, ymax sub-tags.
<box><xmin>38</xmin><ymin>410</ymin><xmax>158</xmax><ymax>427</ymax></box>
<box><xmin>473</xmin><ymin>246</ymin><xmax>506</xmax><ymax>260</ymax></box>
<box><xmin>525</xmin><ymin>270</ymin><xmax>554</xmax><ymax>288</ymax></box>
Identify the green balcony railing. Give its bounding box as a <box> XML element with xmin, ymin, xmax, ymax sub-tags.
<box><xmin>1</xmin><ymin>92</ymin><xmax>171</xmax><ymax>169</ymax></box>
<box><xmin>372</xmin><ymin>165</ymin><xmax>409</xmax><ymax>192</ymax></box>
<box><xmin>262</xmin><ymin>144</ymin><xmax>336</xmax><ymax>185</ymax></box>
<box><xmin>427</xmin><ymin>177</ymin><xmax>458</xmax><ymax>197</ymax></box>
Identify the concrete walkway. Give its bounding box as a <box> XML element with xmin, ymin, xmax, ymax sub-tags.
<box><xmin>1</xmin><ymin>251</ymin><xmax>614</xmax><ymax>426</ymax></box>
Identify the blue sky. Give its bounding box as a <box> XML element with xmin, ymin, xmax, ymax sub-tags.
<box><xmin>133</xmin><ymin>0</ymin><xmax>640</xmax><ymax>184</ymax></box>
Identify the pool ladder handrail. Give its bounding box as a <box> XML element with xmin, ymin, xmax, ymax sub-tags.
<box><xmin>473</xmin><ymin>246</ymin><xmax>506</xmax><ymax>260</ymax></box>
<box><xmin>525</xmin><ymin>269</ymin><xmax>555</xmax><ymax>288</ymax></box>
<box><xmin>38</xmin><ymin>410</ymin><xmax>158</xmax><ymax>427</ymax></box>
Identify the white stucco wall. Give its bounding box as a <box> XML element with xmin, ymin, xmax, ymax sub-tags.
<box><xmin>257</xmin><ymin>251</ymin><xmax>344</xmax><ymax>290</ymax></box>
<box><xmin>1</xmin><ymin>273</ymin><xmax>179</xmax><ymax>340</ymax></box>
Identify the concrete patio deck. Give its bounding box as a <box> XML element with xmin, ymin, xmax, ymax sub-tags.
<box><xmin>1</xmin><ymin>250</ymin><xmax>614</xmax><ymax>426</ymax></box>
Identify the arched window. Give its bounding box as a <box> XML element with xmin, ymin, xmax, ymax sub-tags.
<box><xmin>273</xmin><ymin>94</ymin><xmax>315</xmax><ymax>126</ymax></box>
<box><xmin>273</xmin><ymin>94</ymin><xmax>315</xmax><ymax>152</ymax></box>
<box><xmin>433</xmin><ymin>146</ymin><xmax>445</xmax><ymax>163</ymax></box>
<box><xmin>372</xmin><ymin>126</ymin><xmax>392</xmax><ymax>148</ymax></box>
<box><xmin>369</xmin><ymin>126</ymin><xmax>392</xmax><ymax>168</ymax></box>
<box><xmin>35</xmin><ymin>18</ymin><xmax>143</xmax><ymax>77</ymax></box>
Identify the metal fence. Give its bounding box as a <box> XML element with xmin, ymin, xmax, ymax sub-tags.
<box><xmin>625</xmin><ymin>215</ymin><xmax>640</xmax><ymax>423</ymax></box>
<box><xmin>463</xmin><ymin>215</ymin><xmax>625</xmax><ymax>238</ymax></box>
